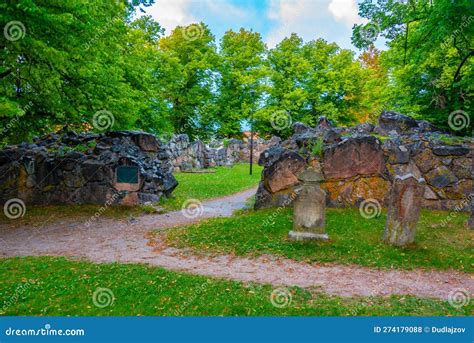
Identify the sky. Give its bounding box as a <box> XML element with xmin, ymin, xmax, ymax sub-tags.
<box><xmin>139</xmin><ymin>0</ymin><xmax>380</xmax><ymax>51</ymax></box>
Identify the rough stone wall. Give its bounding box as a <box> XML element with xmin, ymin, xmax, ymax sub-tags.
<box><xmin>255</xmin><ymin>111</ymin><xmax>473</xmax><ymax>212</ymax></box>
<box><xmin>0</xmin><ymin>130</ymin><xmax>178</xmax><ymax>206</ymax></box>
<box><xmin>165</xmin><ymin>135</ymin><xmax>281</xmax><ymax>172</ymax></box>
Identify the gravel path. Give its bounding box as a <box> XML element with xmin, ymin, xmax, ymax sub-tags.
<box><xmin>1</xmin><ymin>188</ymin><xmax>472</xmax><ymax>300</ymax></box>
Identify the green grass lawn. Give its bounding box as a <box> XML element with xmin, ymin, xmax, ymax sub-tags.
<box><xmin>1</xmin><ymin>257</ymin><xmax>470</xmax><ymax>316</ymax></box>
<box><xmin>0</xmin><ymin>164</ymin><xmax>262</xmax><ymax>225</ymax></box>
<box><xmin>160</xmin><ymin>164</ymin><xmax>262</xmax><ymax>211</ymax></box>
<box><xmin>165</xmin><ymin>208</ymin><xmax>473</xmax><ymax>272</ymax></box>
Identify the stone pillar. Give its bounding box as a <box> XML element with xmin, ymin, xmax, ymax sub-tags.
<box><xmin>383</xmin><ymin>174</ymin><xmax>425</xmax><ymax>246</ymax></box>
<box><xmin>289</xmin><ymin>168</ymin><xmax>328</xmax><ymax>241</ymax></box>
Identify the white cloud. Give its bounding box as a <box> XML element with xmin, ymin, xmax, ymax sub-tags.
<box><xmin>265</xmin><ymin>0</ymin><xmax>365</xmax><ymax>49</ymax></box>
<box><xmin>266</xmin><ymin>0</ymin><xmax>333</xmax><ymax>48</ymax></box>
<box><xmin>328</xmin><ymin>0</ymin><xmax>365</xmax><ymax>27</ymax></box>
<box><xmin>142</xmin><ymin>0</ymin><xmax>257</xmax><ymax>37</ymax></box>
<box><xmin>141</xmin><ymin>0</ymin><xmax>196</xmax><ymax>35</ymax></box>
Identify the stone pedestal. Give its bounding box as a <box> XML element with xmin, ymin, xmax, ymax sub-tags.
<box><xmin>383</xmin><ymin>174</ymin><xmax>425</xmax><ymax>246</ymax></box>
<box><xmin>289</xmin><ymin>168</ymin><xmax>328</xmax><ymax>241</ymax></box>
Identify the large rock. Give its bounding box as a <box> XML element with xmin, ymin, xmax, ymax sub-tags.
<box><xmin>323</xmin><ymin>176</ymin><xmax>390</xmax><ymax>207</ymax></box>
<box><xmin>323</xmin><ymin>136</ymin><xmax>386</xmax><ymax>179</ymax></box>
<box><xmin>132</xmin><ymin>132</ymin><xmax>161</xmax><ymax>152</ymax></box>
<box><xmin>378</xmin><ymin>110</ymin><xmax>418</xmax><ymax>134</ymax></box>
<box><xmin>452</xmin><ymin>158</ymin><xmax>472</xmax><ymax>179</ymax></box>
<box><xmin>383</xmin><ymin>174</ymin><xmax>425</xmax><ymax>247</ymax></box>
<box><xmin>431</xmin><ymin>145</ymin><xmax>470</xmax><ymax>156</ymax></box>
<box><xmin>253</xmin><ymin>111</ymin><xmax>473</xmax><ymax>212</ymax></box>
<box><xmin>254</xmin><ymin>149</ymin><xmax>306</xmax><ymax>209</ymax></box>
<box><xmin>425</xmin><ymin>166</ymin><xmax>458</xmax><ymax>188</ymax></box>
<box><xmin>414</xmin><ymin>148</ymin><xmax>439</xmax><ymax>173</ymax></box>
<box><xmin>262</xmin><ymin>149</ymin><xmax>306</xmax><ymax>193</ymax></box>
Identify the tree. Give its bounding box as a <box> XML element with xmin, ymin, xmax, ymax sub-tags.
<box><xmin>0</xmin><ymin>0</ymin><xmax>165</xmax><ymax>144</ymax></box>
<box><xmin>257</xmin><ymin>35</ymin><xmax>368</xmax><ymax>137</ymax></box>
<box><xmin>352</xmin><ymin>0</ymin><xmax>473</xmax><ymax>132</ymax></box>
<box><xmin>159</xmin><ymin>23</ymin><xmax>219</xmax><ymax>140</ymax></box>
<box><xmin>216</xmin><ymin>28</ymin><xmax>267</xmax><ymax>138</ymax></box>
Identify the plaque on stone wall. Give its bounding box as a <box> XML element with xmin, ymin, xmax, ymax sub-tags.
<box><xmin>116</xmin><ymin>166</ymin><xmax>139</xmax><ymax>184</ymax></box>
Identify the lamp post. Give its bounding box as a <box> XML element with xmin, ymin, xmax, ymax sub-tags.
<box><xmin>249</xmin><ymin>90</ymin><xmax>256</xmax><ymax>175</ymax></box>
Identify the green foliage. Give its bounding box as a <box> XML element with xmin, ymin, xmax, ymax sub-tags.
<box><xmin>158</xmin><ymin>23</ymin><xmax>219</xmax><ymax>140</ymax></box>
<box><xmin>255</xmin><ymin>36</ymin><xmax>369</xmax><ymax>138</ymax></box>
<box><xmin>352</xmin><ymin>0</ymin><xmax>473</xmax><ymax>133</ymax></box>
<box><xmin>0</xmin><ymin>0</ymin><xmax>175</xmax><ymax>144</ymax></box>
<box><xmin>1</xmin><ymin>257</ymin><xmax>470</xmax><ymax>316</ymax></box>
<box><xmin>1</xmin><ymin>1</ymin><xmax>470</xmax><ymax>144</ymax></box>
<box><xmin>166</xmin><ymin>208</ymin><xmax>472</xmax><ymax>272</ymax></box>
<box><xmin>308</xmin><ymin>137</ymin><xmax>324</xmax><ymax>157</ymax></box>
<box><xmin>160</xmin><ymin>164</ymin><xmax>263</xmax><ymax>211</ymax></box>
<box><xmin>215</xmin><ymin>29</ymin><xmax>268</xmax><ymax>138</ymax></box>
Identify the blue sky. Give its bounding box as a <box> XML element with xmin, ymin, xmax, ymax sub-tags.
<box><xmin>141</xmin><ymin>0</ymin><xmax>381</xmax><ymax>51</ymax></box>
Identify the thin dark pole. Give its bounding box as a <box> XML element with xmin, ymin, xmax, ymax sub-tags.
<box><xmin>250</xmin><ymin>111</ymin><xmax>253</xmax><ymax>175</ymax></box>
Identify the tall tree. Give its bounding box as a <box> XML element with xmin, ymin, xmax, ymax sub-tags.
<box><xmin>216</xmin><ymin>28</ymin><xmax>267</xmax><ymax>138</ymax></box>
<box><xmin>0</xmin><ymin>0</ymin><xmax>163</xmax><ymax>144</ymax></box>
<box><xmin>159</xmin><ymin>23</ymin><xmax>219</xmax><ymax>140</ymax></box>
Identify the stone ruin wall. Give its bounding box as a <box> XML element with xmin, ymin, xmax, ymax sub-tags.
<box><xmin>164</xmin><ymin>134</ymin><xmax>282</xmax><ymax>172</ymax></box>
<box><xmin>0</xmin><ymin>130</ymin><xmax>178</xmax><ymax>206</ymax></box>
<box><xmin>0</xmin><ymin>129</ymin><xmax>281</xmax><ymax>206</ymax></box>
<box><xmin>255</xmin><ymin>111</ymin><xmax>473</xmax><ymax>213</ymax></box>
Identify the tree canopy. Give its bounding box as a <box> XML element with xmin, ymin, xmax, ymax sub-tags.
<box><xmin>1</xmin><ymin>0</ymin><xmax>471</xmax><ymax>144</ymax></box>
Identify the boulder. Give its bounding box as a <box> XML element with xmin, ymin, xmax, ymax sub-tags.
<box><xmin>452</xmin><ymin>158</ymin><xmax>472</xmax><ymax>179</ymax></box>
<box><xmin>133</xmin><ymin>132</ymin><xmax>160</xmax><ymax>152</ymax></box>
<box><xmin>323</xmin><ymin>136</ymin><xmax>386</xmax><ymax>179</ymax></box>
<box><xmin>425</xmin><ymin>166</ymin><xmax>458</xmax><ymax>188</ymax></box>
<box><xmin>378</xmin><ymin>110</ymin><xmax>418</xmax><ymax>134</ymax></box>
<box><xmin>316</xmin><ymin>116</ymin><xmax>333</xmax><ymax>130</ymax></box>
<box><xmin>417</xmin><ymin>120</ymin><xmax>443</xmax><ymax>133</ymax></box>
<box><xmin>323</xmin><ymin>176</ymin><xmax>390</xmax><ymax>207</ymax></box>
<box><xmin>258</xmin><ymin>146</ymin><xmax>287</xmax><ymax>167</ymax></box>
<box><xmin>413</xmin><ymin>148</ymin><xmax>439</xmax><ymax>173</ymax></box>
<box><xmin>262</xmin><ymin>150</ymin><xmax>306</xmax><ymax>193</ymax></box>
<box><xmin>432</xmin><ymin>145</ymin><xmax>470</xmax><ymax>156</ymax></box>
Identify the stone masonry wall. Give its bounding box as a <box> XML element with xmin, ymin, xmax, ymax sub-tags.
<box><xmin>0</xmin><ymin>130</ymin><xmax>178</xmax><ymax>206</ymax></box>
<box><xmin>165</xmin><ymin>134</ymin><xmax>281</xmax><ymax>172</ymax></box>
<box><xmin>255</xmin><ymin>111</ymin><xmax>473</xmax><ymax>212</ymax></box>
